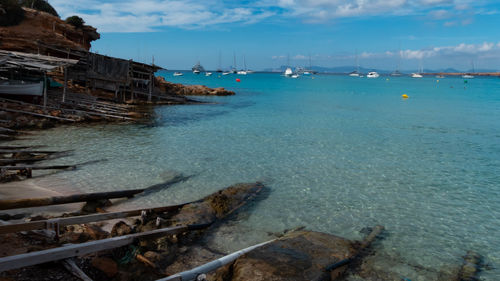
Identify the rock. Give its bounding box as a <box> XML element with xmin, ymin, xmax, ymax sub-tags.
<box><xmin>215</xmin><ymin>230</ymin><xmax>356</xmax><ymax>281</ymax></box>
<box><xmin>81</xmin><ymin>199</ymin><xmax>112</xmax><ymax>214</ymax></box>
<box><xmin>111</xmin><ymin>221</ymin><xmax>132</xmax><ymax>237</ymax></box>
<box><xmin>84</xmin><ymin>224</ymin><xmax>109</xmax><ymax>240</ymax></box>
<box><xmin>155</xmin><ymin>76</ymin><xmax>235</xmax><ymax>97</ymax></box>
<box><xmin>91</xmin><ymin>257</ymin><xmax>118</xmax><ymax>278</ymax></box>
<box><xmin>144</xmin><ymin>251</ymin><xmax>162</xmax><ymax>262</ymax></box>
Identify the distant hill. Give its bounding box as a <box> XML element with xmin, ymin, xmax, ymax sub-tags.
<box><xmin>264</xmin><ymin>65</ymin><xmax>499</xmax><ymax>74</ymax></box>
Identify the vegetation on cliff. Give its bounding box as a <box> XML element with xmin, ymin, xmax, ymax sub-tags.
<box><xmin>19</xmin><ymin>0</ymin><xmax>58</xmax><ymax>17</ymax></box>
<box><xmin>0</xmin><ymin>0</ymin><xmax>25</xmax><ymax>26</ymax></box>
<box><xmin>65</xmin><ymin>15</ymin><xmax>85</xmax><ymax>29</ymax></box>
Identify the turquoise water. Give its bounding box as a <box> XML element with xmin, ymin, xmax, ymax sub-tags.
<box><xmin>10</xmin><ymin>73</ymin><xmax>500</xmax><ymax>279</ymax></box>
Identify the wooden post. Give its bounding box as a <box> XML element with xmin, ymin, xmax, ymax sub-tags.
<box><xmin>148</xmin><ymin>73</ymin><xmax>152</xmax><ymax>102</ymax></box>
<box><xmin>43</xmin><ymin>72</ymin><xmax>47</xmax><ymax>109</ymax></box>
<box><xmin>62</xmin><ymin>67</ymin><xmax>68</xmax><ymax>103</ymax></box>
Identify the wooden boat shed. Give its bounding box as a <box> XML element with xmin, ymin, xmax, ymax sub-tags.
<box><xmin>35</xmin><ymin>43</ymin><xmax>163</xmax><ymax>102</ymax></box>
<box><xmin>0</xmin><ymin>49</ymin><xmax>78</xmax><ymax>106</ymax></box>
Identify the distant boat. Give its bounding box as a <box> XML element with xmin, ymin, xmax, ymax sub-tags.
<box><xmin>205</xmin><ymin>72</ymin><xmax>212</xmax><ymax>76</ymax></box>
<box><xmin>237</xmin><ymin>55</ymin><xmax>248</xmax><ymax>75</ymax></box>
<box><xmin>222</xmin><ymin>72</ymin><xmax>230</xmax><ymax>75</ymax></box>
<box><xmin>192</xmin><ymin>62</ymin><xmax>205</xmax><ymax>74</ymax></box>
<box><xmin>436</xmin><ymin>75</ymin><xmax>445</xmax><ymax>78</ymax></box>
<box><xmin>0</xmin><ymin>80</ymin><xmax>43</xmax><ymax>96</ymax></box>
<box><xmin>303</xmin><ymin>71</ymin><xmax>311</xmax><ymax>75</ymax></box>
<box><xmin>350</xmin><ymin>50</ymin><xmax>360</xmax><ymax>77</ymax></box>
<box><xmin>463</xmin><ymin>60</ymin><xmax>475</xmax><ymax>78</ymax></box>
<box><xmin>173</xmin><ymin>72</ymin><xmax>183</xmax><ymax>76</ymax></box>
<box><xmin>237</xmin><ymin>70</ymin><xmax>247</xmax><ymax>75</ymax></box>
<box><xmin>390</xmin><ymin>70</ymin><xmax>403</xmax><ymax>76</ymax></box>
<box><xmin>216</xmin><ymin>51</ymin><xmax>223</xmax><ymax>72</ymax></box>
<box><xmin>284</xmin><ymin>67</ymin><xmax>293</xmax><ymax>77</ymax></box>
<box><xmin>412</xmin><ymin>60</ymin><xmax>424</xmax><ymax>78</ymax></box>
<box><xmin>367</xmin><ymin>71</ymin><xmax>379</xmax><ymax>78</ymax></box>
<box><xmin>291</xmin><ymin>74</ymin><xmax>299</xmax><ymax>78</ymax></box>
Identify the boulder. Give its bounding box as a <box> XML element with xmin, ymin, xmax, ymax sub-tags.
<box><xmin>91</xmin><ymin>257</ymin><xmax>118</xmax><ymax>278</ymax></box>
<box><xmin>111</xmin><ymin>221</ymin><xmax>133</xmax><ymax>237</ymax></box>
<box><xmin>210</xmin><ymin>230</ymin><xmax>356</xmax><ymax>281</ymax></box>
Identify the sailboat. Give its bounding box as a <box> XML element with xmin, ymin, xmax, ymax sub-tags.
<box><xmin>411</xmin><ymin>60</ymin><xmax>423</xmax><ymax>78</ymax></box>
<box><xmin>216</xmin><ymin>51</ymin><xmax>223</xmax><ymax>73</ymax></box>
<box><xmin>391</xmin><ymin>47</ymin><xmax>403</xmax><ymax>76</ymax></box>
<box><xmin>230</xmin><ymin>52</ymin><xmax>237</xmax><ymax>74</ymax></box>
<box><xmin>349</xmin><ymin>50</ymin><xmax>360</xmax><ymax>77</ymax></box>
<box><xmin>283</xmin><ymin>54</ymin><xmax>293</xmax><ymax>77</ymax></box>
<box><xmin>463</xmin><ymin>61</ymin><xmax>475</xmax><ymax>78</ymax></box>
<box><xmin>237</xmin><ymin>55</ymin><xmax>247</xmax><ymax>75</ymax></box>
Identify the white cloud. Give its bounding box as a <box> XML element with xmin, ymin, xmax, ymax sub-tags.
<box><xmin>49</xmin><ymin>0</ymin><xmax>491</xmax><ymax>32</ymax></box>
<box><xmin>50</xmin><ymin>0</ymin><xmax>274</xmax><ymax>32</ymax></box>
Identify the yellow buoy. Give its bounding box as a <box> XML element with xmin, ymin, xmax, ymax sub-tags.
<box><xmin>436</xmin><ymin>80</ymin><xmax>439</xmax><ymax>82</ymax></box>
<box><xmin>402</xmin><ymin>94</ymin><xmax>409</xmax><ymax>99</ymax></box>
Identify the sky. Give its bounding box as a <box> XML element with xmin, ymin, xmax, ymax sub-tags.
<box><xmin>50</xmin><ymin>0</ymin><xmax>500</xmax><ymax>71</ymax></box>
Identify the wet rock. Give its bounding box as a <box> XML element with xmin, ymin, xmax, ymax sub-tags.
<box><xmin>84</xmin><ymin>224</ymin><xmax>109</xmax><ymax>240</ymax></box>
<box><xmin>81</xmin><ymin>199</ymin><xmax>112</xmax><ymax>214</ymax></box>
<box><xmin>91</xmin><ymin>257</ymin><xmax>118</xmax><ymax>278</ymax></box>
<box><xmin>144</xmin><ymin>251</ymin><xmax>162</xmax><ymax>262</ymax></box>
<box><xmin>212</xmin><ymin>230</ymin><xmax>356</xmax><ymax>281</ymax></box>
<box><xmin>155</xmin><ymin>76</ymin><xmax>235</xmax><ymax>96</ymax></box>
<box><xmin>111</xmin><ymin>221</ymin><xmax>132</xmax><ymax>237</ymax></box>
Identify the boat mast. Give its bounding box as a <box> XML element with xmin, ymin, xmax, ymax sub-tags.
<box><xmin>233</xmin><ymin>52</ymin><xmax>237</xmax><ymax>70</ymax></box>
<box><xmin>243</xmin><ymin>55</ymin><xmax>247</xmax><ymax>70</ymax></box>
<box><xmin>355</xmin><ymin>49</ymin><xmax>359</xmax><ymax>73</ymax></box>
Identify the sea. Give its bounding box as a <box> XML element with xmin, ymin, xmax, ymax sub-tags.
<box><xmin>8</xmin><ymin>72</ymin><xmax>500</xmax><ymax>280</ymax></box>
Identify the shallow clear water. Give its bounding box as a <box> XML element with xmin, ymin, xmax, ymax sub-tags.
<box><xmin>9</xmin><ymin>73</ymin><xmax>500</xmax><ymax>279</ymax></box>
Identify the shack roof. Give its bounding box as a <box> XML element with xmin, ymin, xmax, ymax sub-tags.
<box><xmin>0</xmin><ymin>50</ymin><xmax>78</xmax><ymax>72</ymax></box>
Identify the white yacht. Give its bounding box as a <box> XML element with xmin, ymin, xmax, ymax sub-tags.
<box><xmin>173</xmin><ymin>72</ymin><xmax>183</xmax><ymax>76</ymax></box>
<box><xmin>205</xmin><ymin>72</ymin><xmax>212</xmax><ymax>76</ymax></box>
<box><xmin>192</xmin><ymin>62</ymin><xmax>205</xmax><ymax>74</ymax></box>
<box><xmin>222</xmin><ymin>72</ymin><xmax>230</xmax><ymax>76</ymax></box>
<box><xmin>462</xmin><ymin>74</ymin><xmax>474</xmax><ymax>79</ymax></box>
<box><xmin>349</xmin><ymin>71</ymin><xmax>360</xmax><ymax>77</ymax></box>
<box><xmin>411</xmin><ymin>73</ymin><xmax>423</xmax><ymax>78</ymax></box>
<box><xmin>291</xmin><ymin>74</ymin><xmax>299</xmax><ymax>78</ymax></box>
<box><xmin>367</xmin><ymin>71</ymin><xmax>379</xmax><ymax>78</ymax></box>
<box><xmin>237</xmin><ymin>70</ymin><xmax>247</xmax><ymax>75</ymax></box>
<box><xmin>284</xmin><ymin>67</ymin><xmax>293</xmax><ymax>77</ymax></box>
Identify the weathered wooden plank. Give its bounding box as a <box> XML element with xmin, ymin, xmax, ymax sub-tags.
<box><xmin>0</xmin><ymin>158</ymin><xmax>47</xmax><ymax>165</ymax></box>
<box><xmin>0</xmin><ymin>188</ymin><xmax>145</xmax><ymax>210</ymax></box>
<box><xmin>0</xmin><ymin>149</ymin><xmax>66</xmax><ymax>154</ymax></box>
<box><xmin>0</xmin><ymin>224</ymin><xmax>209</xmax><ymax>272</ymax></box>
<box><xmin>0</xmin><ymin>108</ymin><xmax>76</xmax><ymax>122</ymax></box>
<box><xmin>62</xmin><ymin>258</ymin><xmax>93</xmax><ymax>281</ymax></box>
<box><xmin>0</xmin><ymin>165</ymin><xmax>76</xmax><ymax>170</ymax></box>
<box><xmin>0</xmin><ymin>202</ymin><xmax>190</xmax><ymax>234</ymax></box>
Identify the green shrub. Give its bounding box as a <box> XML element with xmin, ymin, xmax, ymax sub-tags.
<box><xmin>65</xmin><ymin>15</ymin><xmax>85</xmax><ymax>29</ymax></box>
<box><xmin>19</xmin><ymin>0</ymin><xmax>59</xmax><ymax>17</ymax></box>
<box><xmin>0</xmin><ymin>0</ymin><xmax>25</xmax><ymax>26</ymax></box>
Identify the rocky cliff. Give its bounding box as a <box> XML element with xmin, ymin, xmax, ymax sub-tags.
<box><xmin>0</xmin><ymin>8</ymin><xmax>99</xmax><ymax>54</ymax></box>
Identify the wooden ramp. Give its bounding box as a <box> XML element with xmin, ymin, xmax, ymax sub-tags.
<box><xmin>0</xmin><ymin>223</ymin><xmax>210</xmax><ymax>272</ymax></box>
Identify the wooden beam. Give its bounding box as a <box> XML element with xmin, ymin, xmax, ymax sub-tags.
<box><xmin>0</xmin><ymin>108</ymin><xmax>75</xmax><ymax>122</ymax></box>
<box><xmin>0</xmin><ymin>165</ymin><xmax>76</xmax><ymax>170</ymax></box>
<box><xmin>0</xmin><ymin>224</ymin><xmax>210</xmax><ymax>272</ymax></box>
<box><xmin>0</xmin><ymin>188</ymin><xmax>146</xmax><ymax>211</ymax></box>
<box><xmin>0</xmin><ymin>202</ymin><xmax>191</xmax><ymax>234</ymax></box>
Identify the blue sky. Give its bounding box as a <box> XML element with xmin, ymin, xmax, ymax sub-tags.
<box><xmin>50</xmin><ymin>0</ymin><xmax>500</xmax><ymax>71</ymax></box>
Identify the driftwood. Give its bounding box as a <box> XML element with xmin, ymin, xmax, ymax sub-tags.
<box><xmin>0</xmin><ymin>149</ymin><xmax>68</xmax><ymax>154</ymax></box>
<box><xmin>0</xmin><ymin>188</ymin><xmax>146</xmax><ymax>210</ymax></box>
<box><xmin>62</xmin><ymin>258</ymin><xmax>93</xmax><ymax>281</ymax></box>
<box><xmin>0</xmin><ymin>202</ymin><xmax>191</xmax><ymax>234</ymax></box>
<box><xmin>0</xmin><ymin>223</ymin><xmax>211</xmax><ymax>272</ymax></box>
